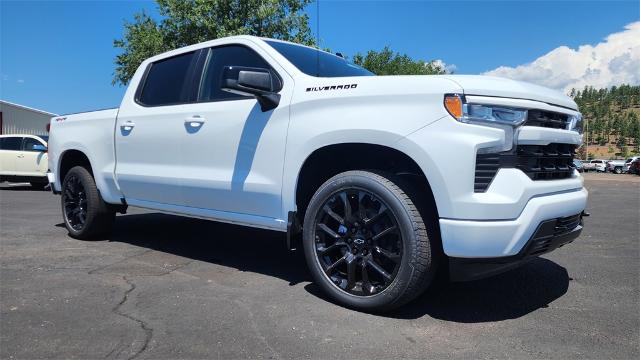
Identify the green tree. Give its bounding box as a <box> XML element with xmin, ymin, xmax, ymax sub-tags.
<box><xmin>352</xmin><ymin>46</ymin><xmax>447</xmax><ymax>75</ymax></box>
<box><xmin>113</xmin><ymin>0</ymin><xmax>315</xmax><ymax>85</ymax></box>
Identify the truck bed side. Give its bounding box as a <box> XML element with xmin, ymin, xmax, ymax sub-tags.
<box><xmin>48</xmin><ymin>108</ymin><xmax>123</xmax><ymax>204</ymax></box>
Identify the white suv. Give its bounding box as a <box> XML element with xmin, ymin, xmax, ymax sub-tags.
<box><xmin>0</xmin><ymin>134</ymin><xmax>49</xmax><ymax>189</ymax></box>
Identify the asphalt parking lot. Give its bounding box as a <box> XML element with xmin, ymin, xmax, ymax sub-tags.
<box><xmin>1</xmin><ymin>173</ymin><xmax>638</xmax><ymax>359</ymax></box>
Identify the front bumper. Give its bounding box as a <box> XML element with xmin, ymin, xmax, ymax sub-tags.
<box><xmin>449</xmin><ymin>212</ymin><xmax>584</xmax><ymax>281</ymax></box>
<box><xmin>439</xmin><ymin>187</ymin><xmax>588</xmax><ymax>258</ymax></box>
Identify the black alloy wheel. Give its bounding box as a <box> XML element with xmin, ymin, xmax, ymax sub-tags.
<box><xmin>61</xmin><ymin>166</ymin><xmax>114</xmax><ymax>239</ymax></box>
<box><xmin>313</xmin><ymin>188</ymin><xmax>402</xmax><ymax>296</ymax></box>
<box><xmin>62</xmin><ymin>174</ymin><xmax>88</xmax><ymax>231</ymax></box>
<box><xmin>303</xmin><ymin>170</ymin><xmax>437</xmax><ymax>312</ymax></box>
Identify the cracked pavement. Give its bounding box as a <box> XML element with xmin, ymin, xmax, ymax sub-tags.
<box><xmin>1</xmin><ymin>173</ymin><xmax>638</xmax><ymax>359</ymax></box>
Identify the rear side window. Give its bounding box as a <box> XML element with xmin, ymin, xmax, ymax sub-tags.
<box><xmin>138</xmin><ymin>51</ymin><xmax>197</xmax><ymax>106</ymax></box>
<box><xmin>199</xmin><ymin>45</ymin><xmax>277</xmax><ymax>102</ymax></box>
<box><xmin>0</xmin><ymin>137</ymin><xmax>23</xmax><ymax>150</ymax></box>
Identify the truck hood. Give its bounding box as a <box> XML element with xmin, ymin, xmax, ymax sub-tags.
<box><xmin>440</xmin><ymin>75</ymin><xmax>578</xmax><ymax>110</ymax></box>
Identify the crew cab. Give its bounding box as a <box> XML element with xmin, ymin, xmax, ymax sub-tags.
<box><xmin>47</xmin><ymin>36</ymin><xmax>587</xmax><ymax>311</ymax></box>
<box><xmin>0</xmin><ymin>134</ymin><xmax>49</xmax><ymax>189</ymax></box>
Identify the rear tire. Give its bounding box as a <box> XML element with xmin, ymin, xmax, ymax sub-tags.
<box><xmin>61</xmin><ymin>166</ymin><xmax>115</xmax><ymax>239</ymax></box>
<box><xmin>302</xmin><ymin>170</ymin><xmax>437</xmax><ymax>312</ymax></box>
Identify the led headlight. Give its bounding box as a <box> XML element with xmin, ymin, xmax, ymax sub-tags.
<box><xmin>444</xmin><ymin>94</ymin><xmax>527</xmax><ymax>153</ymax></box>
<box><xmin>568</xmin><ymin>113</ymin><xmax>583</xmax><ymax>134</ymax></box>
<box><xmin>444</xmin><ymin>94</ymin><xmax>527</xmax><ymax>126</ymax></box>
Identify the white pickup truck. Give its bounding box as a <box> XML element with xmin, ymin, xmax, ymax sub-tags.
<box><xmin>48</xmin><ymin>36</ymin><xmax>587</xmax><ymax>311</ymax></box>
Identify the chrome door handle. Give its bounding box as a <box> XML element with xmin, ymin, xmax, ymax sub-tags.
<box><xmin>185</xmin><ymin>116</ymin><xmax>205</xmax><ymax>129</ymax></box>
<box><xmin>120</xmin><ymin>121</ymin><xmax>135</xmax><ymax>131</ymax></box>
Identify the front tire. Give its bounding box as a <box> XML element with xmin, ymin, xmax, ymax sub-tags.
<box><xmin>61</xmin><ymin>166</ymin><xmax>114</xmax><ymax>239</ymax></box>
<box><xmin>302</xmin><ymin>170</ymin><xmax>436</xmax><ymax>312</ymax></box>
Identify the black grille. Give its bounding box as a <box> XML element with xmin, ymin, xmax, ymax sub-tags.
<box><xmin>474</xmin><ymin>143</ymin><xmax>576</xmax><ymax>192</ymax></box>
<box><xmin>525</xmin><ymin>110</ymin><xmax>569</xmax><ymax>129</ymax></box>
<box><xmin>516</xmin><ymin>143</ymin><xmax>576</xmax><ymax>180</ymax></box>
<box><xmin>527</xmin><ymin>213</ymin><xmax>583</xmax><ymax>256</ymax></box>
<box><xmin>474</xmin><ymin>154</ymin><xmax>500</xmax><ymax>192</ymax></box>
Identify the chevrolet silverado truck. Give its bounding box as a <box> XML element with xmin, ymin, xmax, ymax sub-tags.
<box><xmin>47</xmin><ymin>36</ymin><xmax>587</xmax><ymax>311</ymax></box>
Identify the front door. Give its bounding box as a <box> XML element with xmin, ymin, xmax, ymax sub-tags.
<box><xmin>16</xmin><ymin>137</ymin><xmax>47</xmax><ymax>176</ymax></box>
<box><xmin>179</xmin><ymin>44</ymin><xmax>292</xmax><ymax>221</ymax></box>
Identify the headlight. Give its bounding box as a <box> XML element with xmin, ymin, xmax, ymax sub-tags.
<box><xmin>444</xmin><ymin>94</ymin><xmax>527</xmax><ymax>126</ymax></box>
<box><xmin>568</xmin><ymin>113</ymin><xmax>583</xmax><ymax>134</ymax></box>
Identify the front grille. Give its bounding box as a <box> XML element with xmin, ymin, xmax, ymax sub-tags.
<box><xmin>474</xmin><ymin>143</ymin><xmax>576</xmax><ymax>192</ymax></box>
<box><xmin>515</xmin><ymin>143</ymin><xmax>576</xmax><ymax>180</ymax></box>
<box><xmin>524</xmin><ymin>110</ymin><xmax>569</xmax><ymax>129</ymax></box>
<box><xmin>527</xmin><ymin>213</ymin><xmax>583</xmax><ymax>256</ymax></box>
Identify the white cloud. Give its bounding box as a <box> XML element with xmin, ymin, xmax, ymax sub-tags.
<box><xmin>16</xmin><ymin>79</ymin><xmax>24</xmax><ymax>84</ymax></box>
<box><xmin>432</xmin><ymin>59</ymin><xmax>457</xmax><ymax>74</ymax></box>
<box><xmin>484</xmin><ymin>21</ymin><xmax>640</xmax><ymax>93</ymax></box>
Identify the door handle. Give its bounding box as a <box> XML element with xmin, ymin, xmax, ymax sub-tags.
<box><xmin>185</xmin><ymin>116</ymin><xmax>205</xmax><ymax>129</ymax></box>
<box><xmin>17</xmin><ymin>154</ymin><xmax>24</xmax><ymax>158</ymax></box>
<box><xmin>120</xmin><ymin>121</ymin><xmax>135</xmax><ymax>132</ymax></box>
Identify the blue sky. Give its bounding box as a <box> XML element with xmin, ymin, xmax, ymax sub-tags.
<box><xmin>1</xmin><ymin>0</ymin><xmax>639</xmax><ymax>115</ymax></box>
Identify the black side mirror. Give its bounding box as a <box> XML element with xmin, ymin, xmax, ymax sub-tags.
<box><xmin>221</xmin><ymin>66</ymin><xmax>281</xmax><ymax>112</ymax></box>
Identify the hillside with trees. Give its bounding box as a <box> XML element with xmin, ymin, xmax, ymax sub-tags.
<box><xmin>571</xmin><ymin>84</ymin><xmax>640</xmax><ymax>159</ymax></box>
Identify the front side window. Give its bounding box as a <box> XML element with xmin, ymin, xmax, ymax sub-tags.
<box><xmin>138</xmin><ymin>51</ymin><xmax>197</xmax><ymax>106</ymax></box>
<box><xmin>22</xmin><ymin>137</ymin><xmax>43</xmax><ymax>151</ymax></box>
<box><xmin>265</xmin><ymin>40</ymin><xmax>373</xmax><ymax>78</ymax></box>
<box><xmin>199</xmin><ymin>45</ymin><xmax>276</xmax><ymax>102</ymax></box>
<box><xmin>0</xmin><ymin>137</ymin><xmax>23</xmax><ymax>151</ymax></box>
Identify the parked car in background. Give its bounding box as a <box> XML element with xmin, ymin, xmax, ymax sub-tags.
<box><xmin>573</xmin><ymin>159</ymin><xmax>584</xmax><ymax>172</ymax></box>
<box><xmin>583</xmin><ymin>159</ymin><xmax>606</xmax><ymax>172</ymax></box>
<box><xmin>0</xmin><ymin>134</ymin><xmax>49</xmax><ymax>189</ymax></box>
<box><xmin>624</xmin><ymin>156</ymin><xmax>640</xmax><ymax>174</ymax></box>
<box><xmin>606</xmin><ymin>159</ymin><xmax>626</xmax><ymax>174</ymax></box>
<box><xmin>629</xmin><ymin>158</ymin><xmax>640</xmax><ymax>175</ymax></box>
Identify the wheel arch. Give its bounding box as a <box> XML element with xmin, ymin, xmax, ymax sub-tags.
<box><xmin>293</xmin><ymin>143</ymin><xmax>440</xmax><ymax>226</ymax></box>
<box><xmin>58</xmin><ymin>149</ymin><xmax>94</xmax><ymax>185</ymax></box>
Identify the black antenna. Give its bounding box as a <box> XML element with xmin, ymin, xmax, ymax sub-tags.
<box><xmin>316</xmin><ymin>0</ymin><xmax>320</xmax><ymax>76</ymax></box>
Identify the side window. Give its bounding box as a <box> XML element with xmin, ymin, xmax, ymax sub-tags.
<box><xmin>0</xmin><ymin>137</ymin><xmax>23</xmax><ymax>151</ymax></box>
<box><xmin>22</xmin><ymin>137</ymin><xmax>42</xmax><ymax>152</ymax></box>
<box><xmin>199</xmin><ymin>45</ymin><xmax>276</xmax><ymax>102</ymax></box>
<box><xmin>138</xmin><ymin>51</ymin><xmax>197</xmax><ymax>106</ymax></box>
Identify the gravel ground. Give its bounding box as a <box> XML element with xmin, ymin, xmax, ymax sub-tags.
<box><xmin>1</xmin><ymin>173</ymin><xmax>638</xmax><ymax>359</ymax></box>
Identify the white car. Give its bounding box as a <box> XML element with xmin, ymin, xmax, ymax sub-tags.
<box><xmin>584</xmin><ymin>159</ymin><xmax>607</xmax><ymax>172</ymax></box>
<box><xmin>47</xmin><ymin>36</ymin><xmax>587</xmax><ymax>311</ymax></box>
<box><xmin>0</xmin><ymin>134</ymin><xmax>49</xmax><ymax>189</ymax></box>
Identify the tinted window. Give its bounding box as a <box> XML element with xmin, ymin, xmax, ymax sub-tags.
<box><xmin>266</xmin><ymin>40</ymin><xmax>373</xmax><ymax>77</ymax></box>
<box><xmin>0</xmin><ymin>137</ymin><xmax>23</xmax><ymax>151</ymax></box>
<box><xmin>39</xmin><ymin>136</ymin><xmax>49</xmax><ymax>143</ymax></box>
<box><xmin>139</xmin><ymin>51</ymin><xmax>197</xmax><ymax>106</ymax></box>
<box><xmin>22</xmin><ymin>137</ymin><xmax>43</xmax><ymax>151</ymax></box>
<box><xmin>199</xmin><ymin>46</ymin><xmax>275</xmax><ymax>102</ymax></box>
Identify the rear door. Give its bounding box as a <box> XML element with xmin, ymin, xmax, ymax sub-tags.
<box><xmin>114</xmin><ymin>50</ymin><xmax>204</xmax><ymax>206</ymax></box>
<box><xmin>0</xmin><ymin>136</ymin><xmax>23</xmax><ymax>175</ymax></box>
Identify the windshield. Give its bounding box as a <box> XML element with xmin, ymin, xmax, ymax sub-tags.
<box><xmin>265</xmin><ymin>40</ymin><xmax>373</xmax><ymax>78</ymax></box>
